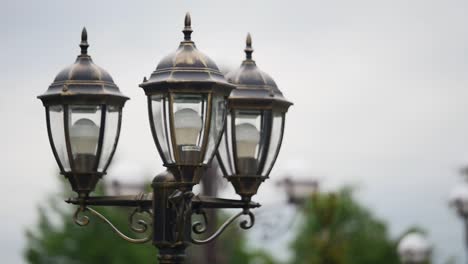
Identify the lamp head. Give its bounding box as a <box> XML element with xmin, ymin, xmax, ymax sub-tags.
<box><xmin>38</xmin><ymin>28</ymin><xmax>128</xmax><ymax>197</ymax></box>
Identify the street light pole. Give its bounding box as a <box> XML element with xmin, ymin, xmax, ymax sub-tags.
<box><xmin>464</xmin><ymin>217</ymin><xmax>468</xmax><ymax>264</ymax></box>
<box><xmin>449</xmin><ymin>173</ymin><xmax>468</xmax><ymax>264</ymax></box>
<box><xmin>152</xmin><ymin>170</ymin><xmax>198</xmax><ymax>263</ymax></box>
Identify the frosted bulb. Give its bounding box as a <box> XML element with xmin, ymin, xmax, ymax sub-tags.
<box><xmin>70</xmin><ymin>118</ymin><xmax>99</xmax><ymax>155</ymax></box>
<box><xmin>235</xmin><ymin>123</ymin><xmax>260</xmax><ymax>157</ymax></box>
<box><xmin>174</xmin><ymin>108</ymin><xmax>202</xmax><ymax>146</ymax></box>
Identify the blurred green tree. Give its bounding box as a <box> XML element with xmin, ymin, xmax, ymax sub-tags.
<box><xmin>290</xmin><ymin>188</ymin><xmax>399</xmax><ymax>264</ymax></box>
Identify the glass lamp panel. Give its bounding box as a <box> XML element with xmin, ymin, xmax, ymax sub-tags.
<box><xmin>216</xmin><ymin>112</ymin><xmax>234</xmax><ymax>176</ymax></box>
<box><xmin>151</xmin><ymin>94</ymin><xmax>174</xmax><ymax>164</ymax></box>
<box><xmin>203</xmin><ymin>95</ymin><xmax>226</xmax><ymax>164</ymax></box>
<box><xmin>48</xmin><ymin>105</ymin><xmax>70</xmax><ymax>171</ymax></box>
<box><xmin>261</xmin><ymin>112</ymin><xmax>285</xmax><ymax>176</ymax></box>
<box><xmin>97</xmin><ymin>105</ymin><xmax>121</xmax><ymax>172</ymax></box>
<box><xmin>172</xmin><ymin>94</ymin><xmax>206</xmax><ymax>164</ymax></box>
<box><xmin>234</xmin><ymin>110</ymin><xmax>264</xmax><ymax>175</ymax></box>
<box><xmin>256</xmin><ymin>110</ymin><xmax>272</xmax><ymax>173</ymax></box>
<box><xmin>69</xmin><ymin>105</ymin><xmax>102</xmax><ymax>173</ymax></box>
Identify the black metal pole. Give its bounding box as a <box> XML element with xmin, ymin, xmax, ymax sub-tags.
<box><xmin>199</xmin><ymin>163</ymin><xmax>220</xmax><ymax>263</ymax></box>
<box><xmin>152</xmin><ymin>170</ymin><xmax>193</xmax><ymax>264</ymax></box>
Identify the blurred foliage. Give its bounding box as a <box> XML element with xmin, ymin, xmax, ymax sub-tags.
<box><xmin>26</xmin><ymin>175</ymin><xmax>431</xmax><ymax>264</ymax></box>
<box><xmin>443</xmin><ymin>257</ymin><xmax>456</xmax><ymax>264</ymax></box>
<box><xmin>291</xmin><ymin>188</ymin><xmax>400</xmax><ymax>264</ymax></box>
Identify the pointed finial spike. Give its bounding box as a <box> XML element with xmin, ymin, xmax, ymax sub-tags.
<box><xmin>183</xmin><ymin>12</ymin><xmax>193</xmax><ymax>41</ymax></box>
<box><xmin>80</xmin><ymin>27</ymin><xmax>89</xmax><ymax>55</ymax></box>
<box><xmin>185</xmin><ymin>12</ymin><xmax>191</xmax><ymax>27</ymax></box>
<box><xmin>81</xmin><ymin>27</ymin><xmax>88</xmax><ymax>42</ymax></box>
<box><xmin>244</xmin><ymin>33</ymin><xmax>254</xmax><ymax>60</ymax></box>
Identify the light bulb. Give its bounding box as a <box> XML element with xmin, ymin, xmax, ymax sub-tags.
<box><xmin>235</xmin><ymin>123</ymin><xmax>260</xmax><ymax>158</ymax></box>
<box><xmin>174</xmin><ymin>108</ymin><xmax>202</xmax><ymax>146</ymax></box>
<box><xmin>70</xmin><ymin>118</ymin><xmax>100</xmax><ymax>155</ymax></box>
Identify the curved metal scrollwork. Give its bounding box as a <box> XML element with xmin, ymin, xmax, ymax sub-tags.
<box><xmin>192</xmin><ymin>209</ymin><xmax>208</xmax><ymax>234</ymax></box>
<box><xmin>191</xmin><ymin>210</ymin><xmax>256</xmax><ymax>245</ymax></box>
<box><xmin>129</xmin><ymin>207</ymin><xmax>152</xmax><ymax>234</ymax></box>
<box><xmin>239</xmin><ymin>210</ymin><xmax>255</xmax><ymax>230</ymax></box>
<box><xmin>73</xmin><ymin>206</ymin><xmax>90</xmax><ymax>226</ymax></box>
<box><xmin>73</xmin><ymin>206</ymin><xmax>152</xmax><ymax>244</ymax></box>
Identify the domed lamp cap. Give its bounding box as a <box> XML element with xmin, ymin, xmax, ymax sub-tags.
<box><xmin>225</xmin><ymin>33</ymin><xmax>292</xmax><ymax>112</ymax></box>
<box><xmin>140</xmin><ymin>13</ymin><xmax>235</xmax><ymax>96</ymax></box>
<box><xmin>38</xmin><ymin>27</ymin><xmax>129</xmax><ymax>107</ymax></box>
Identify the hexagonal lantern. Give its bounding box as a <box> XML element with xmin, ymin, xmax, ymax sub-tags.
<box><xmin>38</xmin><ymin>28</ymin><xmax>129</xmax><ymax>197</ymax></box>
<box><xmin>217</xmin><ymin>33</ymin><xmax>293</xmax><ymax>201</ymax></box>
<box><xmin>139</xmin><ymin>13</ymin><xmax>235</xmax><ymax>185</ymax></box>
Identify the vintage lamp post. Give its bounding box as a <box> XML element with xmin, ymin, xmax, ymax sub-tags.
<box><xmin>397</xmin><ymin>232</ymin><xmax>432</xmax><ymax>264</ymax></box>
<box><xmin>38</xmin><ymin>13</ymin><xmax>292</xmax><ymax>263</ymax></box>
<box><xmin>276</xmin><ymin>177</ymin><xmax>319</xmax><ymax>205</ymax></box>
<box><xmin>449</xmin><ymin>175</ymin><xmax>468</xmax><ymax>263</ymax></box>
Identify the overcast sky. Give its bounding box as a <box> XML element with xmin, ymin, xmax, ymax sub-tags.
<box><xmin>3</xmin><ymin>0</ymin><xmax>468</xmax><ymax>263</ymax></box>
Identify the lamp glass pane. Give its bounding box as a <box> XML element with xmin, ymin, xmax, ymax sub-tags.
<box><xmin>151</xmin><ymin>94</ymin><xmax>174</xmax><ymax>163</ymax></box>
<box><xmin>203</xmin><ymin>95</ymin><xmax>226</xmax><ymax>163</ymax></box>
<box><xmin>172</xmin><ymin>94</ymin><xmax>207</xmax><ymax>164</ymax></box>
<box><xmin>216</xmin><ymin>112</ymin><xmax>234</xmax><ymax>176</ymax></box>
<box><xmin>69</xmin><ymin>105</ymin><xmax>102</xmax><ymax>173</ymax></box>
<box><xmin>49</xmin><ymin>105</ymin><xmax>70</xmax><ymax>171</ymax></box>
<box><xmin>261</xmin><ymin>112</ymin><xmax>285</xmax><ymax>176</ymax></box>
<box><xmin>234</xmin><ymin>110</ymin><xmax>265</xmax><ymax>175</ymax></box>
<box><xmin>98</xmin><ymin>105</ymin><xmax>121</xmax><ymax>172</ymax></box>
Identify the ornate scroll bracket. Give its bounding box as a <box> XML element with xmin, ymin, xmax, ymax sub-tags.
<box><xmin>192</xmin><ymin>208</ymin><xmax>209</xmax><ymax>234</ymax></box>
<box><xmin>73</xmin><ymin>206</ymin><xmax>152</xmax><ymax>244</ymax></box>
<box><xmin>190</xmin><ymin>209</ymin><xmax>255</xmax><ymax>245</ymax></box>
<box><xmin>239</xmin><ymin>209</ymin><xmax>255</xmax><ymax>229</ymax></box>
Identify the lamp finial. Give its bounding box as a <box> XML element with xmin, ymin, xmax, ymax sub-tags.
<box><xmin>183</xmin><ymin>12</ymin><xmax>193</xmax><ymax>41</ymax></box>
<box><xmin>245</xmin><ymin>33</ymin><xmax>253</xmax><ymax>60</ymax></box>
<box><xmin>80</xmin><ymin>27</ymin><xmax>89</xmax><ymax>55</ymax></box>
